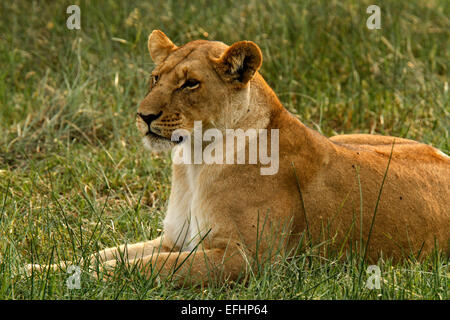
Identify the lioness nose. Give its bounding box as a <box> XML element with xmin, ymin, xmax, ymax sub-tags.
<box><xmin>137</xmin><ymin>111</ymin><xmax>162</xmax><ymax>127</ymax></box>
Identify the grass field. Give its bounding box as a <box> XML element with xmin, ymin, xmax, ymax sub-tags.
<box><xmin>0</xmin><ymin>0</ymin><xmax>448</xmax><ymax>299</ymax></box>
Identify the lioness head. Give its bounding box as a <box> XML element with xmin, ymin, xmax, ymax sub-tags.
<box><xmin>136</xmin><ymin>30</ymin><xmax>263</xmax><ymax>150</ymax></box>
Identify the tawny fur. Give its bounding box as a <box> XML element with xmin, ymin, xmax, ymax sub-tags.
<box><xmin>27</xmin><ymin>31</ymin><xmax>449</xmax><ymax>286</ymax></box>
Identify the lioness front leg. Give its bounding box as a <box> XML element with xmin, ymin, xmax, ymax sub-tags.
<box><xmin>91</xmin><ymin>236</ymin><xmax>171</xmax><ymax>264</ymax></box>
<box><xmin>99</xmin><ymin>246</ymin><xmax>245</xmax><ymax>286</ymax></box>
<box><xmin>25</xmin><ymin>236</ymin><xmax>171</xmax><ymax>273</ymax></box>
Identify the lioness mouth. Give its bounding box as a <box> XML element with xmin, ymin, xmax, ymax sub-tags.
<box><xmin>146</xmin><ymin>130</ymin><xmax>184</xmax><ymax>144</ymax></box>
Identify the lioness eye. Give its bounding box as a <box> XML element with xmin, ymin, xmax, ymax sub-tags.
<box><xmin>182</xmin><ymin>79</ymin><xmax>200</xmax><ymax>90</ymax></box>
<box><xmin>152</xmin><ymin>75</ymin><xmax>159</xmax><ymax>86</ymax></box>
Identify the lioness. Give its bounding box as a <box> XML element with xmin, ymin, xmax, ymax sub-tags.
<box><xmin>28</xmin><ymin>31</ymin><xmax>449</xmax><ymax>286</ymax></box>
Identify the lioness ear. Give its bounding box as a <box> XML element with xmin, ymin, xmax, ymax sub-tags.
<box><xmin>214</xmin><ymin>41</ymin><xmax>262</xmax><ymax>85</ymax></box>
<box><xmin>148</xmin><ymin>30</ymin><xmax>177</xmax><ymax>65</ymax></box>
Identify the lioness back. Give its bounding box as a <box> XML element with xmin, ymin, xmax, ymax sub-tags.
<box><xmin>331</xmin><ymin>133</ymin><xmax>450</xmax><ymax>163</ymax></box>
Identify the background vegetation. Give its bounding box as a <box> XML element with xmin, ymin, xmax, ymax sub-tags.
<box><xmin>0</xmin><ymin>0</ymin><xmax>448</xmax><ymax>299</ymax></box>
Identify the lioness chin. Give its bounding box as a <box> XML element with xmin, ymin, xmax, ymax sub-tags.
<box><xmin>27</xmin><ymin>30</ymin><xmax>449</xmax><ymax>286</ymax></box>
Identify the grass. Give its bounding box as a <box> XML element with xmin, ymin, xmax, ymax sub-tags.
<box><xmin>0</xmin><ymin>0</ymin><xmax>448</xmax><ymax>299</ymax></box>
